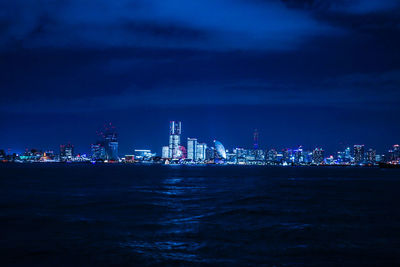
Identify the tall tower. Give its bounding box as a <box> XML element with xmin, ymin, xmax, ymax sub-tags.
<box><xmin>169</xmin><ymin>121</ymin><xmax>182</xmax><ymax>159</ymax></box>
<box><xmin>187</xmin><ymin>138</ymin><xmax>197</xmax><ymax>161</ymax></box>
<box><xmin>354</xmin><ymin>145</ymin><xmax>365</xmax><ymax>163</ymax></box>
<box><xmin>253</xmin><ymin>129</ymin><xmax>259</xmax><ymax>150</ymax></box>
<box><xmin>312</xmin><ymin>148</ymin><xmax>324</xmax><ymax>164</ymax></box>
<box><xmin>60</xmin><ymin>143</ymin><xmax>74</xmax><ymax>161</ymax></box>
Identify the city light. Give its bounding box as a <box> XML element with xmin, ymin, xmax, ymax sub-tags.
<box><xmin>0</xmin><ymin>121</ymin><xmax>399</xmax><ymax>167</ymax></box>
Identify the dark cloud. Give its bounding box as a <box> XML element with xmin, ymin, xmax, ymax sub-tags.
<box><xmin>0</xmin><ymin>0</ymin><xmax>399</xmax><ymax>152</ymax></box>
<box><xmin>0</xmin><ymin>0</ymin><xmax>342</xmax><ymax>51</ymax></box>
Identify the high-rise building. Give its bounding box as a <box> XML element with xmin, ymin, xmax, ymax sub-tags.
<box><xmin>312</xmin><ymin>148</ymin><xmax>324</xmax><ymax>164</ymax></box>
<box><xmin>267</xmin><ymin>149</ymin><xmax>277</xmax><ymax>163</ymax></box>
<box><xmin>253</xmin><ymin>149</ymin><xmax>265</xmax><ymax>162</ymax></box>
<box><xmin>345</xmin><ymin>147</ymin><xmax>351</xmax><ymax>162</ymax></box>
<box><xmin>91</xmin><ymin>123</ymin><xmax>118</xmax><ymax>161</ymax></box>
<box><xmin>354</xmin><ymin>145</ymin><xmax>365</xmax><ymax>163</ymax></box>
<box><xmin>337</xmin><ymin>151</ymin><xmax>345</xmax><ymax>163</ymax></box>
<box><xmin>107</xmin><ymin>141</ymin><xmax>119</xmax><ymax>161</ymax></box>
<box><xmin>294</xmin><ymin>147</ymin><xmax>303</xmax><ymax>163</ymax></box>
<box><xmin>196</xmin><ymin>143</ymin><xmax>207</xmax><ymax>161</ymax></box>
<box><xmin>282</xmin><ymin>148</ymin><xmax>291</xmax><ymax>163</ymax></box>
<box><xmin>303</xmin><ymin>151</ymin><xmax>313</xmax><ymax>164</ymax></box>
<box><xmin>91</xmin><ymin>144</ymin><xmax>106</xmax><ymax>161</ymax></box>
<box><xmin>375</xmin><ymin>154</ymin><xmax>384</xmax><ymax>163</ymax></box>
<box><xmin>104</xmin><ymin>130</ymin><xmax>118</xmax><ymax>161</ymax></box>
<box><xmin>162</xmin><ymin>146</ymin><xmax>169</xmax><ymax>159</ymax></box>
<box><xmin>187</xmin><ymin>138</ymin><xmax>198</xmax><ymax>161</ymax></box>
<box><xmin>393</xmin><ymin>144</ymin><xmax>400</xmax><ymax>161</ymax></box>
<box><xmin>168</xmin><ymin>121</ymin><xmax>181</xmax><ymax>159</ymax></box>
<box><xmin>253</xmin><ymin>129</ymin><xmax>259</xmax><ymax>150</ymax></box>
<box><xmin>365</xmin><ymin>148</ymin><xmax>376</xmax><ymax>163</ymax></box>
<box><xmin>60</xmin><ymin>143</ymin><xmax>74</xmax><ymax>161</ymax></box>
<box><xmin>234</xmin><ymin>148</ymin><xmax>247</xmax><ymax>164</ymax></box>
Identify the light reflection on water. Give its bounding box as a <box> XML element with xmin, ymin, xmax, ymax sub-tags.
<box><xmin>123</xmin><ymin>177</ymin><xmax>207</xmax><ymax>262</ymax></box>
<box><xmin>3</xmin><ymin>166</ymin><xmax>399</xmax><ymax>265</ymax></box>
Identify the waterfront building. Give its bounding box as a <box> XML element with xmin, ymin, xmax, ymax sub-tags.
<box><xmin>91</xmin><ymin>144</ymin><xmax>106</xmax><ymax>161</ymax></box>
<box><xmin>93</xmin><ymin>123</ymin><xmax>119</xmax><ymax>161</ymax></box>
<box><xmin>187</xmin><ymin>138</ymin><xmax>198</xmax><ymax>161</ymax></box>
<box><xmin>325</xmin><ymin>155</ymin><xmax>335</xmax><ymax>165</ymax></box>
<box><xmin>294</xmin><ymin>147</ymin><xmax>303</xmax><ymax>163</ymax></box>
<box><xmin>134</xmin><ymin>149</ymin><xmax>154</xmax><ymax>160</ymax></box>
<box><xmin>393</xmin><ymin>144</ymin><xmax>400</xmax><ymax>161</ymax></box>
<box><xmin>312</xmin><ymin>148</ymin><xmax>324</xmax><ymax>164</ymax></box>
<box><xmin>162</xmin><ymin>146</ymin><xmax>169</xmax><ymax>159</ymax></box>
<box><xmin>255</xmin><ymin>149</ymin><xmax>265</xmax><ymax>161</ymax></box>
<box><xmin>107</xmin><ymin>141</ymin><xmax>119</xmax><ymax>161</ymax></box>
<box><xmin>275</xmin><ymin>152</ymin><xmax>283</xmax><ymax>163</ymax></box>
<box><xmin>345</xmin><ymin>147</ymin><xmax>352</xmax><ymax>162</ymax></box>
<box><xmin>354</xmin><ymin>145</ymin><xmax>365</xmax><ymax>163</ymax></box>
<box><xmin>375</xmin><ymin>154</ymin><xmax>384</xmax><ymax>163</ymax></box>
<box><xmin>365</xmin><ymin>148</ymin><xmax>376</xmax><ymax>163</ymax></box>
<box><xmin>337</xmin><ymin>151</ymin><xmax>346</xmax><ymax>163</ymax></box>
<box><xmin>267</xmin><ymin>149</ymin><xmax>277</xmax><ymax>163</ymax></box>
<box><xmin>282</xmin><ymin>149</ymin><xmax>290</xmax><ymax>163</ymax></box>
<box><xmin>253</xmin><ymin>129</ymin><xmax>259</xmax><ymax>149</ymax></box>
<box><xmin>168</xmin><ymin>121</ymin><xmax>182</xmax><ymax>159</ymax></box>
<box><xmin>206</xmin><ymin>146</ymin><xmax>215</xmax><ymax>161</ymax></box>
<box><xmin>125</xmin><ymin>155</ymin><xmax>135</xmax><ymax>162</ymax></box>
<box><xmin>60</xmin><ymin>143</ymin><xmax>74</xmax><ymax>161</ymax></box>
<box><xmin>178</xmin><ymin>146</ymin><xmax>187</xmax><ymax>159</ymax></box>
<box><xmin>226</xmin><ymin>150</ymin><xmax>237</xmax><ymax>164</ymax></box>
<box><xmin>303</xmin><ymin>150</ymin><xmax>313</xmax><ymax>164</ymax></box>
<box><xmin>196</xmin><ymin>143</ymin><xmax>207</xmax><ymax>161</ymax></box>
<box><xmin>214</xmin><ymin>140</ymin><xmax>227</xmax><ymax>161</ymax></box>
<box><xmin>234</xmin><ymin>148</ymin><xmax>247</xmax><ymax>164</ymax></box>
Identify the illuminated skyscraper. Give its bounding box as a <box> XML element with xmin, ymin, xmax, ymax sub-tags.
<box><xmin>394</xmin><ymin>144</ymin><xmax>400</xmax><ymax>161</ymax></box>
<box><xmin>60</xmin><ymin>143</ymin><xmax>74</xmax><ymax>161</ymax></box>
<box><xmin>294</xmin><ymin>147</ymin><xmax>303</xmax><ymax>163</ymax></box>
<box><xmin>169</xmin><ymin>121</ymin><xmax>181</xmax><ymax>159</ymax></box>
<box><xmin>235</xmin><ymin>148</ymin><xmax>247</xmax><ymax>164</ymax></box>
<box><xmin>91</xmin><ymin>144</ymin><xmax>106</xmax><ymax>161</ymax></box>
<box><xmin>162</xmin><ymin>146</ymin><xmax>169</xmax><ymax>159</ymax></box>
<box><xmin>92</xmin><ymin>123</ymin><xmax>119</xmax><ymax>161</ymax></box>
<box><xmin>253</xmin><ymin>129</ymin><xmax>259</xmax><ymax>150</ymax></box>
<box><xmin>282</xmin><ymin>148</ymin><xmax>290</xmax><ymax>163</ymax></box>
<box><xmin>196</xmin><ymin>143</ymin><xmax>207</xmax><ymax>161</ymax></box>
<box><xmin>345</xmin><ymin>147</ymin><xmax>351</xmax><ymax>162</ymax></box>
<box><xmin>187</xmin><ymin>138</ymin><xmax>197</xmax><ymax>161</ymax></box>
<box><xmin>366</xmin><ymin>148</ymin><xmax>376</xmax><ymax>163</ymax></box>
<box><xmin>312</xmin><ymin>148</ymin><xmax>324</xmax><ymax>164</ymax></box>
<box><xmin>267</xmin><ymin>149</ymin><xmax>277</xmax><ymax>163</ymax></box>
<box><xmin>354</xmin><ymin>145</ymin><xmax>365</xmax><ymax>163</ymax></box>
<box><xmin>104</xmin><ymin>127</ymin><xmax>118</xmax><ymax>161</ymax></box>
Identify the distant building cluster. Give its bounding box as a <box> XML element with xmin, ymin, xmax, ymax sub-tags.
<box><xmin>1</xmin><ymin>121</ymin><xmax>399</xmax><ymax>167</ymax></box>
<box><xmin>91</xmin><ymin>123</ymin><xmax>119</xmax><ymax>162</ymax></box>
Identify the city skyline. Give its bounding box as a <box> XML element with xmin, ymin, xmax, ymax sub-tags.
<box><xmin>1</xmin><ymin>119</ymin><xmax>399</xmax><ymax>157</ymax></box>
<box><xmin>0</xmin><ymin>119</ymin><xmax>399</xmax><ymax>156</ymax></box>
<box><xmin>1</xmin><ymin>120</ymin><xmax>399</xmax><ymax>166</ymax></box>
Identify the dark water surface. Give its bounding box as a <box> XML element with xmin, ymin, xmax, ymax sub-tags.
<box><xmin>1</xmin><ymin>164</ymin><xmax>400</xmax><ymax>266</ymax></box>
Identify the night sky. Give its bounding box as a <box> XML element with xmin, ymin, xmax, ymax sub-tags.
<box><xmin>1</xmin><ymin>0</ymin><xmax>399</xmax><ymax>155</ymax></box>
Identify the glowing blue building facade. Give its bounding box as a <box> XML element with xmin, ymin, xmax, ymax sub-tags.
<box><xmin>214</xmin><ymin>140</ymin><xmax>227</xmax><ymax>160</ymax></box>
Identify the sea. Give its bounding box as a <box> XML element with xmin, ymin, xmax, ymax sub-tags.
<box><xmin>0</xmin><ymin>164</ymin><xmax>399</xmax><ymax>266</ymax></box>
